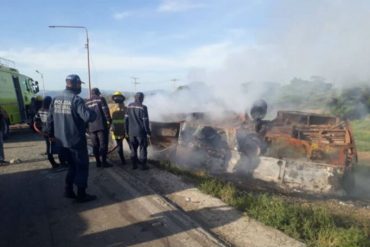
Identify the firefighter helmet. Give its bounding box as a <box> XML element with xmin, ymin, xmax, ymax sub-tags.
<box><xmin>113</xmin><ymin>91</ymin><xmax>123</xmax><ymax>96</ymax></box>
<box><xmin>112</xmin><ymin>91</ymin><xmax>125</xmax><ymax>103</ymax></box>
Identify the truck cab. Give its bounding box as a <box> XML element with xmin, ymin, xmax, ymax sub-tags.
<box><xmin>0</xmin><ymin>58</ymin><xmax>39</xmax><ymax>137</ymax></box>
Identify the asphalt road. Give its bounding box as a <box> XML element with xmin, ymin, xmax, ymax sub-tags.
<box><xmin>0</xmin><ymin>127</ymin><xmax>225</xmax><ymax>247</ymax></box>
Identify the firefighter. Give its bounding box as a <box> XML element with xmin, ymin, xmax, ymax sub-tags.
<box><xmin>109</xmin><ymin>91</ymin><xmax>128</xmax><ymax>165</ymax></box>
<box><xmin>86</xmin><ymin>88</ymin><xmax>112</xmax><ymax>167</ymax></box>
<box><xmin>46</xmin><ymin>74</ymin><xmax>97</xmax><ymax>203</ymax></box>
<box><xmin>125</xmin><ymin>92</ymin><xmax>151</xmax><ymax>170</ymax></box>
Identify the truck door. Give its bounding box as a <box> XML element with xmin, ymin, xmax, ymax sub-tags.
<box><xmin>12</xmin><ymin>76</ymin><xmax>26</xmax><ymax>122</ymax></box>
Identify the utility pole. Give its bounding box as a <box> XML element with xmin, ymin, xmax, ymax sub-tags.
<box><xmin>49</xmin><ymin>25</ymin><xmax>92</xmax><ymax>98</ymax></box>
<box><xmin>35</xmin><ymin>70</ymin><xmax>46</xmax><ymax>97</ymax></box>
<box><xmin>131</xmin><ymin>77</ymin><xmax>139</xmax><ymax>92</ymax></box>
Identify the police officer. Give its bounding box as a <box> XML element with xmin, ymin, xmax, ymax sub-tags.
<box><xmin>109</xmin><ymin>91</ymin><xmax>128</xmax><ymax>165</ymax></box>
<box><xmin>86</xmin><ymin>88</ymin><xmax>112</xmax><ymax>167</ymax></box>
<box><xmin>46</xmin><ymin>74</ymin><xmax>97</xmax><ymax>203</ymax></box>
<box><xmin>125</xmin><ymin>92</ymin><xmax>151</xmax><ymax>170</ymax></box>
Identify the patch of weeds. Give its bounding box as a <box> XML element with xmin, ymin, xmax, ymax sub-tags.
<box><xmin>155</xmin><ymin>161</ymin><xmax>370</xmax><ymax>247</ymax></box>
<box><xmin>317</xmin><ymin>227</ymin><xmax>369</xmax><ymax>247</ymax></box>
<box><xmin>351</xmin><ymin>118</ymin><xmax>370</xmax><ymax>152</ymax></box>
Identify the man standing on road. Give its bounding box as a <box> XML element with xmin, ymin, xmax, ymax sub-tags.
<box><xmin>47</xmin><ymin>74</ymin><xmax>97</xmax><ymax>203</ymax></box>
<box><xmin>125</xmin><ymin>92</ymin><xmax>151</xmax><ymax>170</ymax></box>
<box><xmin>0</xmin><ymin>111</ymin><xmax>7</xmax><ymax>164</ymax></box>
<box><xmin>86</xmin><ymin>88</ymin><xmax>112</xmax><ymax>167</ymax></box>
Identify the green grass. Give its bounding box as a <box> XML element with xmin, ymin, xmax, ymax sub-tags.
<box><xmin>351</xmin><ymin>118</ymin><xmax>370</xmax><ymax>152</ymax></box>
<box><xmin>154</xmin><ymin>160</ymin><xmax>370</xmax><ymax>247</ymax></box>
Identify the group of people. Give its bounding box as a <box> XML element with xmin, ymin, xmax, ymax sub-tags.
<box><xmin>40</xmin><ymin>74</ymin><xmax>151</xmax><ymax>203</ymax></box>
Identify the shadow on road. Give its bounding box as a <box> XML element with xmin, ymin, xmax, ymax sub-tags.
<box><xmin>0</xmin><ymin>159</ymin><xmax>240</xmax><ymax>247</ymax></box>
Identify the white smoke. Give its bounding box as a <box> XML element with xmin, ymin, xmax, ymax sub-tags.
<box><xmin>205</xmin><ymin>0</ymin><xmax>370</xmax><ymax>85</ymax></box>
<box><xmin>146</xmin><ymin>0</ymin><xmax>370</xmax><ymax>121</ymax></box>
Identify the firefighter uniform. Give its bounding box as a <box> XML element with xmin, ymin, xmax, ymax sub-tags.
<box><xmin>86</xmin><ymin>88</ymin><xmax>112</xmax><ymax>167</ymax></box>
<box><xmin>47</xmin><ymin>74</ymin><xmax>97</xmax><ymax>203</ymax></box>
<box><xmin>109</xmin><ymin>91</ymin><xmax>128</xmax><ymax>165</ymax></box>
<box><xmin>125</xmin><ymin>92</ymin><xmax>151</xmax><ymax>170</ymax></box>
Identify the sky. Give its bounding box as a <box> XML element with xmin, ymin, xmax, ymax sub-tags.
<box><xmin>1</xmin><ymin>0</ymin><xmax>370</xmax><ymax>93</ymax></box>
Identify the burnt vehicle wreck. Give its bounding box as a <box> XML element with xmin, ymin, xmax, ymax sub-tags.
<box><xmin>149</xmin><ymin>101</ymin><xmax>357</xmax><ymax>195</ymax></box>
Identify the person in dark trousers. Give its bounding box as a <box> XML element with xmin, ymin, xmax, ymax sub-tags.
<box><xmin>109</xmin><ymin>91</ymin><xmax>128</xmax><ymax>165</ymax></box>
<box><xmin>86</xmin><ymin>88</ymin><xmax>112</xmax><ymax>167</ymax></box>
<box><xmin>0</xmin><ymin>111</ymin><xmax>7</xmax><ymax>164</ymax></box>
<box><xmin>125</xmin><ymin>92</ymin><xmax>151</xmax><ymax>170</ymax></box>
<box><xmin>46</xmin><ymin>74</ymin><xmax>97</xmax><ymax>203</ymax></box>
<box><xmin>34</xmin><ymin>96</ymin><xmax>69</xmax><ymax>169</ymax></box>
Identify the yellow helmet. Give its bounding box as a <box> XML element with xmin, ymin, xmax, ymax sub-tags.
<box><xmin>112</xmin><ymin>91</ymin><xmax>125</xmax><ymax>102</ymax></box>
<box><xmin>113</xmin><ymin>91</ymin><xmax>123</xmax><ymax>96</ymax></box>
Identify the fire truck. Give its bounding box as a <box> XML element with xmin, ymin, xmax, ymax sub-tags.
<box><xmin>0</xmin><ymin>58</ymin><xmax>40</xmax><ymax>137</ymax></box>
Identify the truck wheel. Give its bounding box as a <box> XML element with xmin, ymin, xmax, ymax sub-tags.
<box><xmin>2</xmin><ymin>119</ymin><xmax>10</xmax><ymax>139</ymax></box>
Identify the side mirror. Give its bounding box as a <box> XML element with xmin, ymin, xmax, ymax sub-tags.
<box><xmin>32</xmin><ymin>81</ymin><xmax>40</xmax><ymax>94</ymax></box>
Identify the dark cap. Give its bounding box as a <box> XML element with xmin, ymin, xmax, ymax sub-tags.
<box><xmin>91</xmin><ymin>88</ymin><xmax>101</xmax><ymax>96</ymax></box>
<box><xmin>65</xmin><ymin>74</ymin><xmax>84</xmax><ymax>85</ymax></box>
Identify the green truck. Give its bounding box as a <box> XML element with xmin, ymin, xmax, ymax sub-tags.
<box><xmin>0</xmin><ymin>58</ymin><xmax>40</xmax><ymax>137</ymax></box>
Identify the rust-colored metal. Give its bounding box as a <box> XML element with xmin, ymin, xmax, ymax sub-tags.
<box><xmin>264</xmin><ymin>111</ymin><xmax>357</xmax><ymax>169</ymax></box>
<box><xmin>149</xmin><ymin>110</ymin><xmax>358</xmax><ymax>194</ymax></box>
<box><xmin>150</xmin><ymin>111</ymin><xmax>357</xmax><ymax>168</ymax></box>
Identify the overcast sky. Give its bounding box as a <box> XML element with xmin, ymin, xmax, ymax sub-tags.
<box><xmin>1</xmin><ymin>0</ymin><xmax>370</xmax><ymax>92</ymax></box>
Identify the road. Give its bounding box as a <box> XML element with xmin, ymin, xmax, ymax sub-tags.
<box><xmin>0</xmin><ymin>127</ymin><xmax>225</xmax><ymax>247</ymax></box>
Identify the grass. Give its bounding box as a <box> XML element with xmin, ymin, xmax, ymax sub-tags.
<box><xmin>154</xmin><ymin>160</ymin><xmax>370</xmax><ymax>247</ymax></box>
<box><xmin>351</xmin><ymin>117</ymin><xmax>370</xmax><ymax>152</ymax></box>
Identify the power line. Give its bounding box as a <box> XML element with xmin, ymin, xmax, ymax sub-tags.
<box><xmin>131</xmin><ymin>77</ymin><xmax>139</xmax><ymax>92</ymax></box>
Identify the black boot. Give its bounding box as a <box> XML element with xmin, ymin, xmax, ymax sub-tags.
<box><xmin>76</xmin><ymin>187</ymin><xmax>97</xmax><ymax>203</ymax></box>
<box><xmin>140</xmin><ymin>160</ymin><xmax>149</xmax><ymax>170</ymax></box>
<box><xmin>48</xmin><ymin>154</ymin><xmax>60</xmax><ymax>169</ymax></box>
<box><xmin>64</xmin><ymin>184</ymin><xmax>76</xmax><ymax>199</ymax></box>
<box><xmin>131</xmin><ymin>157</ymin><xmax>138</xmax><ymax>170</ymax></box>
<box><xmin>101</xmin><ymin>153</ymin><xmax>113</xmax><ymax>168</ymax></box>
<box><xmin>118</xmin><ymin>151</ymin><xmax>126</xmax><ymax>165</ymax></box>
<box><xmin>94</xmin><ymin>149</ymin><xmax>102</xmax><ymax>167</ymax></box>
<box><xmin>95</xmin><ymin>155</ymin><xmax>102</xmax><ymax>168</ymax></box>
<box><xmin>102</xmin><ymin>158</ymin><xmax>113</xmax><ymax>168</ymax></box>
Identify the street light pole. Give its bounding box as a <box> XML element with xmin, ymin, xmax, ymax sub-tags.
<box><xmin>35</xmin><ymin>70</ymin><xmax>45</xmax><ymax>97</ymax></box>
<box><xmin>48</xmin><ymin>25</ymin><xmax>92</xmax><ymax>98</ymax></box>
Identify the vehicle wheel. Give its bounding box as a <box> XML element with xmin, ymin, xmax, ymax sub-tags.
<box><xmin>2</xmin><ymin>119</ymin><xmax>10</xmax><ymax>139</ymax></box>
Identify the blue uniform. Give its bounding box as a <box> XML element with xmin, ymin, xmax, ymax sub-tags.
<box><xmin>125</xmin><ymin>101</ymin><xmax>151</xmax><ymax>168</ymax></box>
<box><xmin>47</xmin><ymin>89</ymin><xmax>96</xmax><ymax>188</ymax></box>
<box><xmin>86</xmin><ymin>95</ymin><xmax>112</xmax><ymax>165</ymax></box>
